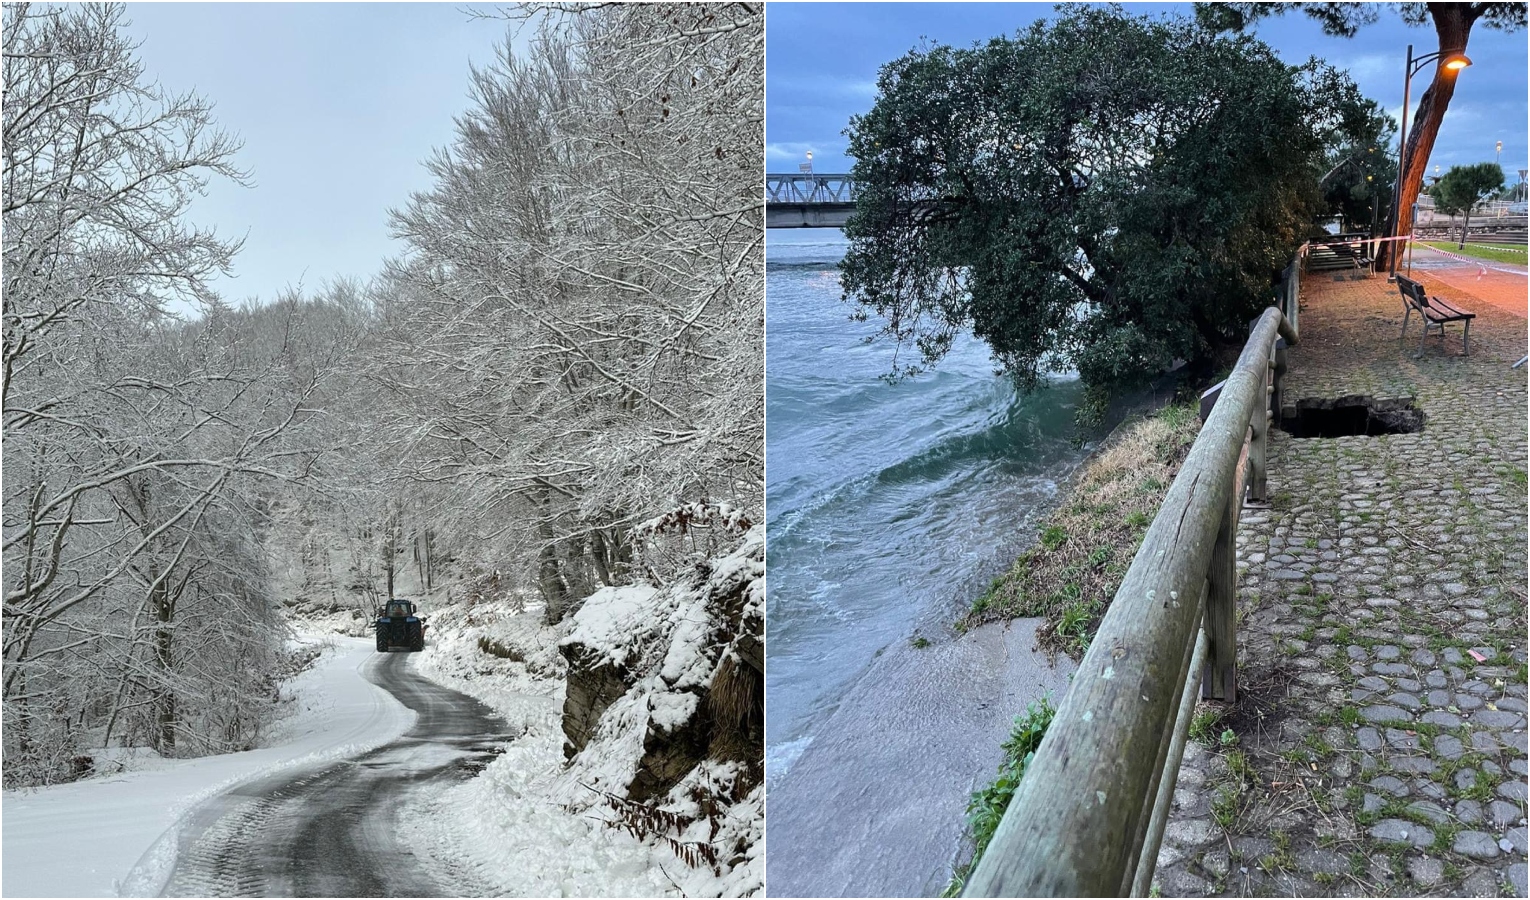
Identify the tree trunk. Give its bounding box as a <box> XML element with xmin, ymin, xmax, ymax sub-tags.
<box><xmin>1386</xmin><ymin>6</ymin><xmax>1478</xmax><ymax>269</ymax></box>
<box><xmin>153</xmin><ymin>579</ymin><xmax>176</xmax><ymax>753</ymax></box>
<box><xmin>536</xmin><ymin>498</ymin><xmax>572</xmax><ymax>623</ymax></box>
<box><xmin>589</xmin><ymin>530</ymin><xmax>612</xmax><ymax>587</ymax></box>
<box><xmin>1459</xmin><ymin>211</ymin><xmax>1470</xmax><ymax>249</ymax></box>
<box><xmin>382</xmin><ymin>509</ymin><xmax>398</xmax><ymax>600</ymax></box>
<box><xmin>414</xmin><ymin>529</ymin><xmax>433</xmax><ymax>590</ymax></box>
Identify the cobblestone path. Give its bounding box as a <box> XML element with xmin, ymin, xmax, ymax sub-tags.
<box><xmin>1153</xmin><ymin>269</ymin><xmax>1529</xmax><ymax>897</ymax></box>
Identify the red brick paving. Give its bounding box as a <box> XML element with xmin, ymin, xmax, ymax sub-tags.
<box><xmin>1402</xmin><ymin>245</ymin><xmax>1528</xmax><ymax>321</ymax></box>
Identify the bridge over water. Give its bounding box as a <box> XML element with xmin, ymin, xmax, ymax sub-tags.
<box><xmin>766</xmin><ymin>173</ymin><xmax>857</xmax><ymax>228</ymax></box>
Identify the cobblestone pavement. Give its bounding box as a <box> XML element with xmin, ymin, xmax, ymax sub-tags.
<box><xmin>1153</xmin><ymin>268</ymin><xmax>1529</xmax><ymax>897</ymax></box>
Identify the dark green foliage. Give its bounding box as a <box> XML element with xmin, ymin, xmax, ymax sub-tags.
<box><xmin>1319</xmin><ymin>101</ymin><xmax>1397</xmax><ymax>233</ymax></box>
<box><xmin>841</xmin><ymin>8</ymin><xmax>1354</xmax><ymax>423</ymax></box>
<box><xmin>1430</xmin><ymin>161</ymin><xmax>1506</xmax><ymax>246</ymax></box>
<box><xmin>1194</xmin><ymin>3</ymin><xmax>1528</xmax><ymax>38</ymax></box>
<box><xmin>951</xmin><ymin>697</ymin><xmax>1056</xmax><ymax>892</ymax></box>
<box><xmin>1431</xmin><ymin>162</ymin><xmax>1507</xmax><ymax>216</ymax></box>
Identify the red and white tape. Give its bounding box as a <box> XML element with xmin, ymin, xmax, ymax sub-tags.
<box><xmin>1407</xmin><ymin>240</ymin><xmax>1528</xmax><ymax>276</ymax></box>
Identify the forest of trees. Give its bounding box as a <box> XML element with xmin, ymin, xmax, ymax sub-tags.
<box><xmin>2</xmin><ymin>2</ymin><xmax>762</xmax><ymax>787</ymax></box>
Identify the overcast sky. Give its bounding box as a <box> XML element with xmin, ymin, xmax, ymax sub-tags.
<box><xmin>767</xmin><ymin>2</ymin><xmax>1530</xmax><ymax>185</ymax></box>
<box><xmin>118</xmin><ymin>2</ymin><xmax>1525</xmax><ymax>307</ymax></box>
<box><xmin>120</xmin><ymin>3</ymin><xmax>521</xmax><ymax>307</ymax></box>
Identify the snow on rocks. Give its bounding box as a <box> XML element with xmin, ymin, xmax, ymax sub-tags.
<box><xmin>404</xmin><ymin>525</ymin><xmax>764</xmax><ymax>897</ymax></box>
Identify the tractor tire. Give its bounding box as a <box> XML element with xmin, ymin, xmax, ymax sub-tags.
<box><xmin>376</xmin><ymin>630</ymin><xmax>388</xmax><ymax>653</ymax></box>
<box><xmin>408</xmin><ymin>624</ymin><xmax>425</xmax><ymax>652</ymax></box>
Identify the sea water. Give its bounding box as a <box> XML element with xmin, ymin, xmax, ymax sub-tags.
<box><xmin>765</xmin><ymin>229</ymin><xmax>1090</xmax><ymax>780</ymax></box>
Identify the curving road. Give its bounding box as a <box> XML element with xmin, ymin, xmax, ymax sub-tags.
<box><xmin>161</xmin><ymin>651</ymin><xmax>511</xmax><ymax>898</ymax></box>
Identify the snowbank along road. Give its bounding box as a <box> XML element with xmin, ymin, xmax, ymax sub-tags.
<box><xmin>158</xmin><ymin>650</ymin><xmax>512</xmax><ymax>897</ymax></box>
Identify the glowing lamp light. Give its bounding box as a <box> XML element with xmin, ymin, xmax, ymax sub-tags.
<box><xmin>1388</xmin><ymin>44</ymin><xmax>1473</xmax><ymax>279</ymax></box>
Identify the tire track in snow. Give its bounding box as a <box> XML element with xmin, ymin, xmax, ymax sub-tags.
<box><xmin>157</xmin><ymin>652</ymin><xmax>513</xmax><ymax>897</ymax></box>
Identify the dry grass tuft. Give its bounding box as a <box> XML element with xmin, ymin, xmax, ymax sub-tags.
<box><xmin>706</xmin><ymin>653</ymin><xmax>764</xmax><ymax>787</ymax></box>
<box><xmin>962</xmin><ymin>402</ymin><xmax>1203</xmax><ymax>657</ymax></box>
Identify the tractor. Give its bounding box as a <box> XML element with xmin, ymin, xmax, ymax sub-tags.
<box><xmin>375</xmin><ymin>599</ymin><xmax>427</xmax><ymax>652</ymax></box>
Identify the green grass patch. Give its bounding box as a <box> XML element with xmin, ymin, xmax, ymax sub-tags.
<box><xmin>945</xmin><ymin>697</ymin><xmax>1056</xmax><ymax>896</ymax></box>
<box><xmin>1211</xmin><ymin>785</ymin><xmax>1239</xmax><ymax>829</ymax></box>
<box><xmin>1418</xmin><ymin>240</ymin><xmax>1529</xmax><ymax>266</ymax></box>
<box><xmin>959</xmin><ymin>403</ymin><xmax>1202</xmax><ymax>656</ymax></box>
<box><xmin>1189</xmin><ymin>706</ymin><xmax>1229</xmax><ymax>746</ymax></box>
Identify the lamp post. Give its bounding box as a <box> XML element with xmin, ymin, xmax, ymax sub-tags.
<box><xmin>1388</xmin><ymin>44</ymin><xmax>1471</xmax><ymax>280</ymax></box>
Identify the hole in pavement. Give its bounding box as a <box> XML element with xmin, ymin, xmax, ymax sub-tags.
<box><xmin>1278</xmin><ymin>395</ymin><xmax>1425</xmax><ymax>439</ymax></box>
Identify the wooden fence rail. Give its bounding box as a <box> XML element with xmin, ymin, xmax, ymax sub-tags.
<box><xmin>964</xmin><ymin>268</ymin><xmax>1301</xmax><ymax>897</ymax></box>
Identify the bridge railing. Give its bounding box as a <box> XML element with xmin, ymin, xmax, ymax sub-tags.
<box><xmin>765</xmin><ymin>173</ymin><xmax>857</xmax><ymax>204</ymax></box>
<box><xmin>965</xmin><ymin>266</ymin><xmax>1301</xmax><ymax>897</ymax></box>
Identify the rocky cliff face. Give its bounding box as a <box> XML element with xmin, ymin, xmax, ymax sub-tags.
<box><xmin>555</xmin><ymin>524</ymin><xmax>763</xmax><ymax>892</ymax></box>
<box><xmin>557</xmin><ymin>524</ymin><xmax>763</xmax><ymax>798</ymax></box>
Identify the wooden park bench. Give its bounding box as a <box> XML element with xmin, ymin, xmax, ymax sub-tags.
<box><xmin>1396</xmin><ymin>275</ymin><xmax>1474</xmax><ymax>357</ymax></box>
<box><xmin>1338</xmin><ymin>241</ymin><xmax>1374</xmax><ymax>275</ymax></box>
<box><xmin>1306</xmin><ymin>239</ymin><xmax>1373</xmax><ymax>278</ymax></box>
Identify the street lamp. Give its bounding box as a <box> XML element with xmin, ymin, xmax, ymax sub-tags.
<box><xmin>1388</xmin><ymin>45</ymin><xmax>1471</xmax><ymax>279</ymax></box>
<box><xmin>1496</xmin><ymin>140</ymin><xmax>1503</xmax><ymax>168</ymax></box>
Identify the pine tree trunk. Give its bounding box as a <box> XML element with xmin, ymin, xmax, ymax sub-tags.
<box><xmin>1386</xmin><ymin>7</ymin><xmax>1478</xmax><ymax>269</ymax></box>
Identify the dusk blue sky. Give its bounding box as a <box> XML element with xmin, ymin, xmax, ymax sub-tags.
<box><xmin>766</xmin><ymin>2</ymin><xmax>1530</xmax><ymax>186</ymax></box>
<box><xmin>120</xmin><ymin>4</ymin><xmax>524</xmax><ymax>307</ymax></box>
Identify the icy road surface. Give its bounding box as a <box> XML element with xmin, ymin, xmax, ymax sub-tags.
<box><xmin>160</xmin><ymin>649</ymin><xmax>511</xmax><ymax>897</ymax></box>
<box><xmin>1</xmin><ymin>637</ymin><xmax>508</xmax><ymax>898</ymax></box>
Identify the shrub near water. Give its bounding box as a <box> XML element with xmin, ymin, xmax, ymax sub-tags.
<box><xmin>964</xmin><ymin>402</ymin><xmax>1203</xmax><ymax>657</ymax></box>
<box><xmin>944</xmin><ymin>697</ymin><xmax>1057</xmax><ymax>896</ymax></box>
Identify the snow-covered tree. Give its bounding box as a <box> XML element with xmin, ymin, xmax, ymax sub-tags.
<box><xmin>2</xmin><ymin>4</ymin><xmax>334</xmax><ymax>782</ymax></box>
<box><xmin>376</xmin><ymin>2</ymin><xmax>763</xmax><ymax>621</ymax></box>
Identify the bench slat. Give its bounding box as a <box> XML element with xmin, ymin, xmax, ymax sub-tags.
<box><xmin>1427</xmin><ymin>297</ymin><xmax>1475</xmax><ymax>321</ymax></box>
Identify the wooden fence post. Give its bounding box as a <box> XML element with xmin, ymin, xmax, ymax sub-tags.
<box><xmin>1272</xmin><ymin>339</ymin><xmax>1288</xmax><ymax>427</ymax></box>
<box><xmin>1245</xmin><ymin>357</ymin><xmax>1270</xmax><ymax>503</ymax></box>
<box><xmin>1202</xmin><ymin>495</ymin><xmax>1238</xmax><ymax>702</ymax></box>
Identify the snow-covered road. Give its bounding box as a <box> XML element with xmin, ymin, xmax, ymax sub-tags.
<box><xmin>2</xmin><ymin>637</ymin><xmax>421</xmax><ymax>898</ymax></box>
<box><xmin>160</xmin><ymin>650</ymin><xmax>510</xmax><ymax>897</ymax></box>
